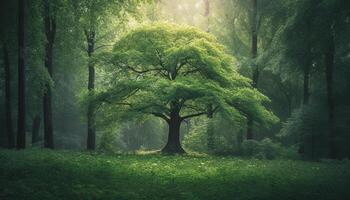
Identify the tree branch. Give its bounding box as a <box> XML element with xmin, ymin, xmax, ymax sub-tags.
<box><xmin>152</xmin><ymin>112</ymin><xmax>170</xmax><ymax>123</ymax></box>
<box><xmin>95</xmin><ymin>44</ymin><xmax>114</xmax><ymax>51</ymax></box>
<box><xmin>122</xmin><ymin>63</ymin><xmax>163</xmax><ymax>74</ymax></box>
<box><xmin>181</xmin><ymin>112</ymin><xmax>208</xmax><ymax>121</ymax></box>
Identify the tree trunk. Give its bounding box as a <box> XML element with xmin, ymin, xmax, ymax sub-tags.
<box><xmin>162</xmin><ymin>106</ymin><xmax>185</xmax><ymax>154</ymax></box>
<box><xmin>43</xmin><ymin>0</ymin><xmax>56</xmax><ymax>149</ymax></box>
<box><xmin>325</xmin><ymin>34</ymin><xmax>337</xmax><ymax>159</ymax></box>
<box><xmin>31</xmin><ymin>115</ymin><xmax>41</xmax><ymax>144</ymax></box>
<box><xmin>303</xmin><ymin>64</ymin><xmax>310</xmax><ymax>105</ymax></box>
<box><xmin>207</xmin><ymin>119</ymin><xmax>215</xmax><ymax>152</ymax></box>
<box><xmin>204</xmin><ymin>0</ymin><xmax>210</xmax><ymax>32</ymax></box>
<box><xmin>298</xmin><ymin>63</ymin><xmax>311</xmax><ymax>155</ymax></box>
<box><xmin>204</xmin><ymin>0</ymin><xmax>214</xmax><ymax>152</ymax></box>
<box><xmin>3</xmin><ymin>43</ymin><xmax>15</xmax><ymax>149</ymax></box>
<box><xmin>17</xmin><ymin>0</ymin><xmax>26</xmax><ymax>149</ymax></box>
<box><xmin>246</xmin><ymin>0</ymin><xmax>258</xmax><ymax>140</ymax></box>
<box><xmin>86</xmin><ymin>30</ymin><xmax>96</xmax><ymax>150</ymax></box>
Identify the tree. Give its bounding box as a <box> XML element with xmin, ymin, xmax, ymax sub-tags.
<box><xmin>276</xmin><ymin>0</ymin><xmax>350</xmax><ymax>159</ymax></box>
<box><xmin>43</xmin><ymin>0</ymin><xmax>56</xmax><ymax>149</ymax></box>
<box><xmin>71</xmin><ymin>0</ymin><xmax>146</xmax><ymax>150</ymax></box>
<box><xmin>210</xmin><ymin>0</ymin><xmax>286</xmax><ymax>140</ymax></box>
<box><xmin>246</xmin><ymin>0</ymin><xmax>258</xmax><ymax>140</ymax></box>
<box><xmin>0</xmin><ymin>0</ymin><xmax>16</xmax><ymax>149</ymax></box>
<box><xmin>2</xmin><ymin>43</ymin><xmax>15</xmax><ymax>149</ymax></box>
<box><xmin>94</xmin><ymin>24</ymin><xmax>277</xmax><ymax>154</ymax></box>
<box><xmin>17</xmin><ymin>0</ymin><xmax>27</xmax><ymax>149</ymax></box>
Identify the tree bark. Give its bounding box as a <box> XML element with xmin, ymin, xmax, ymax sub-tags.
<box><xmin>43</xmin><ymin>0</ymin><xmax>55</xmax><ymax>149</ymax></box>
<box><xmin>17</xmin><ymin>0</ymin><xmax>26</xmax><ymax>149</ymax></box>
<box><xmin>325</xmin><ymin>33</ymin><xmax>337</xmax><ymax>159</ymax></box>
<box><xmin>31</xmin><ymin>115</ymin><xmax>41</xmax><ymax>144</ymax></box>
<box><xmin>162</xmin><ymin>103</ymin><xmax>185</xmax><ymax>154</ymax></box>
<box><xmin>207</xmin><ymin>119</ymin><xmax>215</xmax><ymax>152</ymax></box>
<box><xmin>298</xmin><ymin>63</ymin><xmax>311</xmax><ymax>155</ymax></box>
<box><xmin>2</xmin><ymin>43</ymin><xmax>15</xmax><ymax>149</ymax></box>
<box><xmin>85</xmin><ymin>30</ymin><xmax>96</xmax><ymax>150</ymax></box>
<box><xmin>303</xmin><ymin>64</ymin><xmax>310</xmax><ymax>105</ymax></box>
<box><xmin>246</xmin><ymin>0</ymin><xmax>258</xmax><ymax>140</ymax></box>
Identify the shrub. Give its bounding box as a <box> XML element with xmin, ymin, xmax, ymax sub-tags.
<box><xmin>241</xmin><ymin>138</ymin><xmax>282</xmax><ymax>159</ymax></box>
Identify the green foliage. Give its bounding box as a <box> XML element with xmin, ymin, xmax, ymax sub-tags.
<box><xmin>183</xmin><ymin>117</ymin><xmax>209</xmax><ymax>152</ymax></box>
<box><xmin>1</xmin><ymin>150</ymin><xmax>350</xmax><ymax>200</ymax></box>
<box><xmin>241</xmin><ymin>138</ymin><xmax>283</xmax><ymax>160</ymax></box>
<box><xmin>183</xmin><ymin>114</ymin><xmax>243</xmax><ymax>155</ymax></box>
<box><xmin>94</xmin><ymin>23</ymin><xmax>278</xmax><ymax>126</ymax></box>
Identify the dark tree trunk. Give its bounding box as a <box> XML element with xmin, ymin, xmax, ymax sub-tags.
<box><xmin>85</xmin><ymin>30</ymin><xmax>96</xmax><ymax>150</ymax></box>
<box><xmin>207</xmin><ymin>119</ymin><xmax>215</xmax><ymax>152</ymax></box>
<box><xmin>303</xmin><ymin>64</ymin><xmax>310</xmax><ymax>105</ymax></box>
<box><xmin>17</xmin><ymin>0</ymin><xmax>26</xmax><ymax>149</ymax></box>
<box><xmin>31</xmin><ymin>115</ymin><xmax>41</xmax><ymax>144</ymax></box>
<box><xmin>246</xmin><ymin>0</ymin><xmax>258</xmax><ymax>140</ymax></box>
<box><xmin>325</xmin><ymin>34</ymin><xmax>337</xmax><ymax>159</ymax></box>
<box><xmin>43</xmin><ymin>0</ymin><xmax>56</xmax><ymax>149</ymax></box>
<box><xmin>162</xmin><ymin>104</ymin><xmax>185</xmax><ymax>154</ymax></box>
<box><xmin>3</xmin><ymin>43</ymin><xmax>15</xmax><ymax>149</ymax></box>
<box><xmin>298</xmin><ymin>63</ymin><xmax>311</xmax><ymax>155</ymax></box>
<box><xmin>207</xmin><ymin>105</ymin><xmax>215</xmax><ymax>152</ymax></box>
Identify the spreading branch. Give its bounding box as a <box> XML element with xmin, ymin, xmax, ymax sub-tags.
<box><xmin>152</xmin><ymin>112</ymin><xmax>170</xmax><ymax>123</ymax></box>
<box><xmin>181</xmin><ymin>111</ymin><xmax>208</xmax><ymax>121</ymax></box>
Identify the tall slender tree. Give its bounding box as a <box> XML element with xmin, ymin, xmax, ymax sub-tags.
<box><xmin>325</xmin><ymin>26</ymin><xmax>336</xmax><ymax>159</ymax></box>
<box><xmin>71</xmin><ymin>0</ymin><xmax>146</xmax><ymax>150</ymax></box>
<box><xmin>2</xmin><ymin>43</ymin><xmax>15</xmax><ymax>148</ymax></box>
<box><xmin>203</xmin><ymin>0</ymin><xmax>215</xmax><ymax>152</ymax></box>
<box><xmin>246</xmin><ymin>0</ymin><xmax>258</xmax><ymax>140</ymax></box>
<box><xmin>17</xmin><ymin>0</ymin><xmax>26</xmax><ymax>149</ymax></box>
<box><xmin>43</xmin><ymin>0</ymin><xmax>56</xmax><ymax>149</ymax></box>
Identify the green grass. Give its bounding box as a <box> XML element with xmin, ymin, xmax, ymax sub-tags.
<box><xmin>1</xmin><ymin>150</ymin><xmax>350</xmax><ymax>200</ymax></box>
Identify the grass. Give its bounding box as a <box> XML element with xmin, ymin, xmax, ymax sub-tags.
<box><xmin>0</xmin><ymin>150</ymin><xmax>350</xmax><ymax>200</ymax></box>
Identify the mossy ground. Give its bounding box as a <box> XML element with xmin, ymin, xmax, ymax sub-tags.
<box><xmin>1</xmin><ymin>150</ymin><xmax>350</xmax><ymax>200</ymax></box>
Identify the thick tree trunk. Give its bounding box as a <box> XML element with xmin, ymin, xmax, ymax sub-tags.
<box><xmin>325</xmin><ymin>35</ymin><xmax>337</xmax><ymax>159</ymax></box>
<box><xmin>162</xmin><ymin>107</ymin><xmax>185</xmax><ymax>154</ymax></box>
<box><xmin>3</xmin><ymin>43</ymin><xmax>15</xmax><ymax>149</ymax></box>
<box><xmin>86</xmin><ymin>30</ymin><xmax>96</xmax><ymax>150</ymax></box>
<box><xmin>43</xmin><ymin>0</ymin><xmax>55</xmax><ymax>149</ymax></box>
<box><xmin>31</xmin><ymin>115</ymin><xmax>41</xmax><ymax>144</ymax></box>
<box><xmin>17</xmin><ymin>0</ymin><xmax>26</xmax><ymax>149</ymax></box>
<box><xmin>246</xmin><ymin>0</ymin><xmax>258</xmax><ymax>140</ymax></box>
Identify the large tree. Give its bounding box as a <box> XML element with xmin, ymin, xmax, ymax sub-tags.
<box><xmin>94</xmin><ymin>24</ymin><xmax>277</xmax><ymax>154</ymax></box>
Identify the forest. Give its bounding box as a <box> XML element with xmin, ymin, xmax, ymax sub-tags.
<box><xmin>0</xmin><ymin>0</ymin><xmax>350</xmax><ymax>199</ymax></box>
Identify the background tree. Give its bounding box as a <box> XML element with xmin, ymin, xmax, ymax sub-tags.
<box><xmin>43</xmin><ymin>0</ymin><xmax>57</xmax><ymax>149</ymax></box>
<box><xmin>17</xmin><ymin>0</ymin><xmax>27</xmax><ymax>149</ymax></box>
<box><xmin>71</xmin><ymin>0</ymin><xmax>147</xmax><ymax>150</ymax></box>
<box><xmin>0</xmin><ymin>0</ymin><xmax>16</xmax><ymax>148</ymax></box>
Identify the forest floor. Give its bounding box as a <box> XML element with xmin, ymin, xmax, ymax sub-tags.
<box><xmin>0</xmin><ymin>150</ymin><xmax>350</xmax><ymax>200</ymax></box>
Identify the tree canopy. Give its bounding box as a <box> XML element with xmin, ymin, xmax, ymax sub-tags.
<box><xmin>93</xmin><ymin>23</ymin><xmax>277</xmax><ymax>153</ymax></box>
